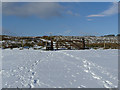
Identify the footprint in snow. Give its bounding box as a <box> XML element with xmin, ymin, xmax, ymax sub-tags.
<box><xmin>30</xmin><ymin>76</ymin><xmax>34</xmax><ymax>79</ymax></box>
<box><xmin>32</xmin><ymin>79</ymin><xmax>39</xmax><ymax>84</ymax></box>
<box><xmin>28</xmin><ymin>83</ymin><xmax>34</xmax><ymax>88</ymax></box>
<box><xmin>32</xmin><ymin>72</ymin><xmax>36</xmax><ymax>75</ymax></box>
<box><xmin>28</xmin><ymin>69</ymin><xmax>32</xmax><ymax>72</ymax></box>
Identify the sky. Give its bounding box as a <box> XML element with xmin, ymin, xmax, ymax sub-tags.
<box><xmin>2</xmin><ymin>2</ymin><xmax>118</xmax><ymax>36</ymax></box>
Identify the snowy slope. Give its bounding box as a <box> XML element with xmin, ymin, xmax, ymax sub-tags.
<box><xmin>2</xmin><ymin>49</ymin><xmax>118</xmax><ymax>88</ymax></box>
<box><xmin>0</xmin><ymin>49</ymin><xmax>2</xmax><ymax>90</ymax></box>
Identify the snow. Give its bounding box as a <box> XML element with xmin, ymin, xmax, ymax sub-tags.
<box><xmin>1</xmin><ymin>49</ymin><xmax>118</xmax><ymax>88</ymax></box>
<box><xmin>0</xmin><ymin>49</ymin><xmax>2</xmax><ymax>90</ymax></box>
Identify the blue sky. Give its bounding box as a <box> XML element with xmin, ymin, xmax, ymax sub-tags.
<box><xmin>2</xmin><ymin>2</ymin><xmax>118</xmax><ymax>36</ymax></box>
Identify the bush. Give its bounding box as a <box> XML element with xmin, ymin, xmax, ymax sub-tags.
<box><xmin>37</xmin><ymin>42</ymin><xmax>44</xmax><ymax>46</ymax></box>
<box><xmin>87</xmin><ymin>43</ymin><xmax>119</xmax><ymax>49</ymax></box>
<box><xmin>23</xmin><ymin>43</ymin><xmax>34</xmax><ymax>47</ymax></box>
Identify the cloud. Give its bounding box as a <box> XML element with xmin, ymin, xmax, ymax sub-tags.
<box><xmin>101</xmin><ymin>2</ymin><xmax>118</xmax><ymax>15</ymax></box>
<box><xmin>87</xmin><ymin>2</ymin><xmax>118</xmax><ymax>17</ymax></box>
<box><xmin>66</xmin><ymin>10</ymin><xmax>80</xmax><ymax>16</ymax></box>
<box><xmin>3</xmin><ymin>2</ymin><xmax>81</xmax><ymax>18</ymax></box>
<box><xmin>3</xmin><ymin>2</ymin><xmax>64</xmax><ymax>18</ymax></box>
<box><xmin>87</xmin><ymin>15</ymin><xmax>105</xmax><ymax>17</ymax></box>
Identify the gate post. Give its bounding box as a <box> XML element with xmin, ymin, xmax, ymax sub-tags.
<box><xmin>82</xmin><ymin>38</ymin><xmax>85</xmax><ymax>49</ymax></box>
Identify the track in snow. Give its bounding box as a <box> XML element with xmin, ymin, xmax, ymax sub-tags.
<box><xmin>2</xmin><ymin>49</ymin><xmax>118</xmax><ymax>88</ymax></box>
<box><xmin>60</xmin><ymin>51</ymin><xmax>117</xmax><ymax>88</ymax></box>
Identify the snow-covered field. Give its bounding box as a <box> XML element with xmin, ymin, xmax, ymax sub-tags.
<box><xmin>1</xmin><ymin>49</ymin><xmax>118</xmax><ymax>88</ymax></box>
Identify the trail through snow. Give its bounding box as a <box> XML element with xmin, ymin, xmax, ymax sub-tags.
<box><xmin>2</xmin><ymin>49</ymin><xmax>118</xmax><ymax>88</ymax></box>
